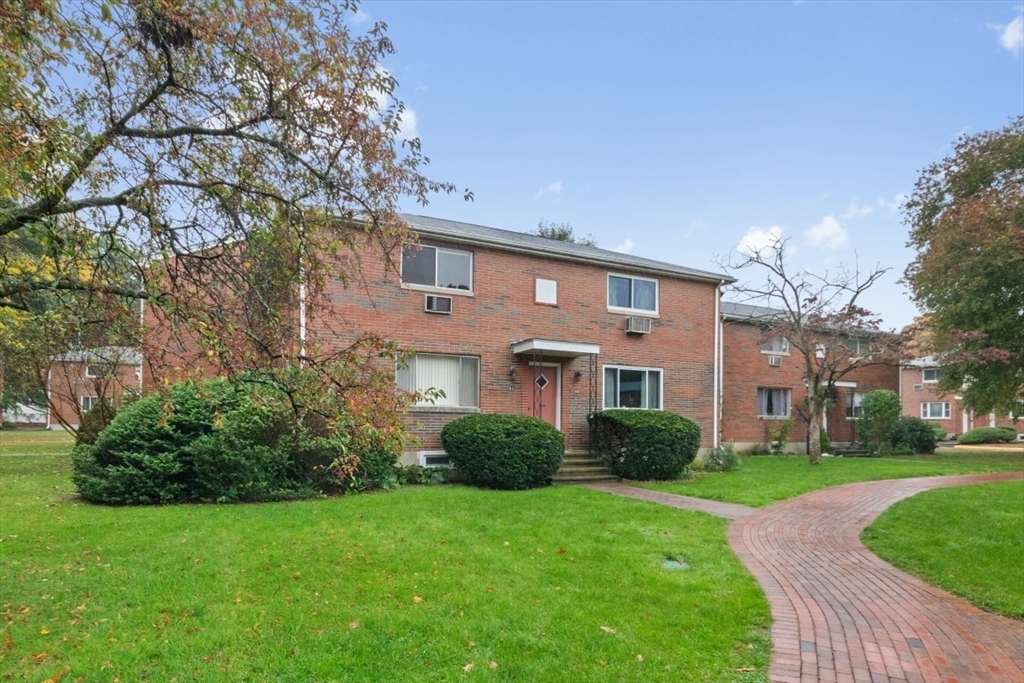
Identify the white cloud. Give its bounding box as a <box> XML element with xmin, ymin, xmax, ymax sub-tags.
<box><xmin>352</xmin><ymin>8</ymin><xmax>371</xmax><ymax>24</ymax></box>
<box><xmin>736</xmin><ymin>226</ymin><xmax>783</xmax><ymax>256</ymax></box>
<box><xmin>877</xmin><ymin>193</ymin><xmax>907</xmax><ymax>214</ymax></box>
<box><xmin>397</xmin><ymin>108</ymin><xmax>418</xmax><ymax>141</ymax></box>
<box><xmin>804</xmin><ymin>215</ymin><xmax>848</xmax><ymax>249</ymax></box>
<box><xmin>840</xmin><ymin>202</ymin><xmax>874</xmax><ymax>219</ymax></box>
<box><xmin>534</xmin><ymin>181</ymin><xmax>563</xmax><ymax>199</ymax></box>
<box><xmin>610</xmin><ymin>239</ymin><xmax>635</xmax><ymax>254</ymax></box>
<box><xmin>995</xmin><ymin>15</ymin><xmax>1024</xmax><ymax>52</ymax></box>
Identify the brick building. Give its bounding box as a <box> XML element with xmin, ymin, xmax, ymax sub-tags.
<box><xmin>721</xmin><ymin>302</ymin><xmax>900</xmax><ymax>453</ymax></box>
<box><xmin>46</xmin><ymin>347</ymin><xmax>142</xmax><ymax>430</ymax></box>
<box><xmin>899</xmin><ymin>357</ymin><xmax>1024</xmax><ymax>439</ymax></box>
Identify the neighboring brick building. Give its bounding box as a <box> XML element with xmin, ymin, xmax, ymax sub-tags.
<box><xmin>900</xmin><ymin>357</ymin><xmax>1024</xmax><ymax>439</ymax></box>
<box><xmin>46</xmin><ymin>347</ymin><xmax>142</xmax><ymax>429</ymax></box>
<box><xmin>721</xmin><ymin>302</ymin><xmax>900</xmax><ymax>453</ymax></box>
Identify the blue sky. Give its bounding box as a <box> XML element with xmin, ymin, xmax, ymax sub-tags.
<box><xmin>360</xmin><ymin>1</ymin><xmax>1024</xmax><ymax>330</ymax></box>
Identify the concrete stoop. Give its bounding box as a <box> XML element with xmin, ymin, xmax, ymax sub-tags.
<box><xmin>552</xmin><ymin>451</ymin><xmax>618</xmax><ymax>484</ymax></box>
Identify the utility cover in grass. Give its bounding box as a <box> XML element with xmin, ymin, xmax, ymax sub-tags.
<box><xmin>664</xmin><ymin>556</ymin><xmax>691</xmax><ymax>569</ymax></box>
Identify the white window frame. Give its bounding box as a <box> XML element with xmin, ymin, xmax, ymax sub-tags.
<box><xmin>848</xmin><ymin>337</ymin><xmax>871</xmax><ymax>358</ymax></box>
<box><xmin>85</xmin><ymin>363</ymin><xmax>112</xmax><ymax>378</ymax></box>
<box><xmin>757</xmin><ymin>387</ymin><xmax>791</xmax><ymax>419</ymax></box>
<box><xmin>920</xmin><ymin>402</ymin><xmax>951</xmax><ymax>420</ymax></box>
<box><xmin>602</xmin><ymin>365</ymin><xmax>663</xmax><ymax>410</ymax></box>
<box><xmin>81</xmin><ymin>396</ymin><xmax>101</xmax><ymax>412</ymax></box>
<box><xmin>397</xmin><ymin>353</ymin><xmax>480</xmax><ymax>409</ymax></box>
<box><xmin>760</xmin><ymin>336</ymin><xmax>790</xmax><ymax>355</ymax></box>
<box><xmin>922</xmin><ymin>368</ymin><xmax>941</xmax><ymax>384</ymax></box>
<box><xmin>400</xmin><ymin>244</ymin><xmax>474</xmax><ymax>296</ymax></box>
<box><xmin>607</xmin><ymin>273</ymin><xmax>659</xmax><ymax>316</ymax></box>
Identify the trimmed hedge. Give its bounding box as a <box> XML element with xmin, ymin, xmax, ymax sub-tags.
<box><xmin>70</xmin><ymin>379</ymin><xmax>377</xmax><ymax>505</ymax></box>
<box><xmin>958</xmin><ymin>427</ymin><xmax>1019</xmax><ymax>445</ymax></box>
<box><xmin>889</xmin><ymin>416</ymin><xmax>937</xmax><ymax>454</ymax></box>
<box><xmin>589</xmin><ymin>410</ymin><xmax>700</xmax><ymax>480</ymax></box>
<box><xmin>440</xmin><ymin>414</ymin><xmax>564</xmax><ymax>490</ymax></box>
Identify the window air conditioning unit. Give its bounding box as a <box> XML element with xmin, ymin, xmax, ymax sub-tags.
<box><xmin>768</xmin><ymin>355</ymin><xmax>782</xmax><ymax>367</ymax></box>
<box><xmin>424</xmin><ymin>295</ymin><xmax>452</xmax><ymax>314</ymax></box>
<box><xmin>625</xmin><ymin>316</ymin><xmax>651</xmax><ymax>334</ymax></box>
<box><xmin>913</xmin><ymin>384</ymin><xmax>923</xmax><ymax>391</ymax></box>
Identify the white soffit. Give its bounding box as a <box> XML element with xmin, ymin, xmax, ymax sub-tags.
<box><xmin>510</xmin><ymin>339</ymin><xmax>600</xmax><ymax>358</ymax></box>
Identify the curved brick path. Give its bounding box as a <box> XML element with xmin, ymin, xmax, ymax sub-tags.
<box><xmin>589</xmin><ymin>472</ymin><xmax>1024</xmax><ymax>683</ymax></box>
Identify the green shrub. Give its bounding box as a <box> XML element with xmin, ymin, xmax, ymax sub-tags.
<box><xmin>889</xmin><ymin>416</ymin><xmax>937</xmax><ymax>454</ymax></box>
<box><xmin>702</xmin><ymin>444</ymin><xmax>742</xmax><ymax>473</ymax></box>
<box><xmin>589</xmin><ymin>410</ymin><xmax>700</xmax><ymax>480</ymax></box>
<box><xmin>765</xmin><ymin>418</ymin><xmax>793</xmax><ymax>455</ymax></box>
<box><xmin>398</xmin><ymin>464</ymin><xmax>450</xmax><ymax>486</ymax></box>
<box><xmin>930</xmin><ymin>422</ymin><xmax>949</xmax><ymax>442</ymax></box>
<box><xmin>441</xmin><ymin>414</ymin><xmax>563</xmax><ymax>490</ymax></box>
<box><xmin>859</xmin><ymin>390</ymin><xmax>902</xmax><ymax>453</ymax></box>
<box><xmin>71</xmin><ymin>379</ymin><xmax>364</xmax><ymax>505</ymax></box>
<box><xmin>958</xmin><ymin>427</ymin><xmax>1019</xmax><ymax>445</ymax></box>
<box><xmin>819</xmin><ymin>428</ymin><xmax>832</xmax><ymax>454</ymax></box>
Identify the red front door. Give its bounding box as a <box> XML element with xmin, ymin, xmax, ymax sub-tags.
<box><xmin>524</xmin><ymin>365</ymin><xmax>559</xmax><ymax>429</ymax></box>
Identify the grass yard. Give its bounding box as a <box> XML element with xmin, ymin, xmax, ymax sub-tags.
<box><xmin>638</xmin><ymin>450</ymin><xmax>1024</xmax><ymax>508</ymax></box>
<box><xmin>0</xmin><ymin>452</ymin><xmax>771</xmax><ymax>683</ymax></box>
<box><xmin>862</xmin><ymin>480</ymin><xmax>1024</xmax><ymax>620</ymax></box>
<box><xmin>0</xmin><ymin>429</ymin><xmax>74</xmax><ymax>456</ymax></box>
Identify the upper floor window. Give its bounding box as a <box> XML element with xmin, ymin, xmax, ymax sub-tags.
<box><xmin>847</xmin><ymin>337</ymin><xmax>871</xmax><ymax>357</ymax></box>
<box><xmin>757</xmin><ymin>387</ymin><xmax>791</xmax><ymax>418</ymax></box>
<box><xmin>396</xmin><ymin>353</ymin><xmax>479</xmax><ymax>408</ymax></box>
<box><xmin>86</xmin><ymin>363</ymin><xmax>114</xmax><ymax>378</ymax></box>
<box><xmin>607</xmin><ymin>274</ymin><xmax>658</xmax><ymax>314</ymax></box>
<box><xmin>761</xmin><ymin>336</ymin><xmax>790</xmax><ymax>354</ymax></box>
<box><xmin>402</xmin><ymin>245</ymin><xmax>472</xmax><ymax>292</ymax></box>
<box><xmin>604</xmin><ymin>366</ymin><xmax>662</xmax><ymax>409</ymax></box>
<box><xmin>922</xmin><ymin>368</ymin><xmax>942</xmax><ymax>383</ymax></box>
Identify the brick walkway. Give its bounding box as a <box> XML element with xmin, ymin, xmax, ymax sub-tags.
<box><xmin>588</xmin><ymin>473</ymin><xmax>1024</xmax><ymax>683</ymax></box>
<box><xmin>729</xmin><ymin>472</ymin><xmax>1024</xmax><ymax>683</ymax></box>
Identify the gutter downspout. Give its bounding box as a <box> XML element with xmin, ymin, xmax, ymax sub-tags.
<box><xmin>713</xmin><ymin>282</ymin><xmax>722</xmax><ymax>449</ymax></box>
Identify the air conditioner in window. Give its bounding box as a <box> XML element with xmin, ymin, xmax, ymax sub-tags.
<box><xmin>424</xmin><ymin>295</ymin><xmax>452</xmax><ymax>314</ymax></box>
<box><xmin>913</xmin><ymin>384</ymin><xmax>923</xmax><ymax>391</ymax></box>
<box><xmin>768</xmin><ymin>355</ymin><xmax>782</xmax><ymax>367</ymax></box>
<box><xmin>625</xmin><ymin>316</ymin><xmax>651</xmax><ymax>334</ymax></box>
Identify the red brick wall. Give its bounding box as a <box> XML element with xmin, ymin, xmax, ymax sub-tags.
<box><xmin>721</xmin><ymin>321</ymin><xmax>900</xmax><ymax>452</ymax></box>
<box><xmin>145</xmin><ymin>232</ymin><xmax>724</xmax><ymax>461</ymax></box>
<box><xmin>47</xmin><ymin>360</ymin><xmax>140</xmax><ymax>429</ymax></box>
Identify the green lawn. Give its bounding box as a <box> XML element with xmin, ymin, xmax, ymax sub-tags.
<box><xmin>0</xmin><ymin>429</ymin><xmax>74</xmax><ymax>456</ymax></box>
<box><xmin>862</xmin><ymin>480</ymin><xmax>1024</xmax><ymax>619</ymax></box>
<box><xmin>638</xmin><ymin>450</ymin><xmax>1024</xmax><ymax>508</ymax></box>
<box><xmin>0</xmin><ymin>453</ymin><xmax>771</xmax><ymax>683</ymax></box>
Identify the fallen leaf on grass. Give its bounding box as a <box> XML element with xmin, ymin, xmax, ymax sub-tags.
<box><xmin>39</xmin><ymin>628</ymin><xmax>50</xmax><ymax>635</ymax></box>
<box><xmin>489</xmin><ymin>661</ymin><xmax>497</xmax><ymax>669</ymax></box>
<box><xmin>348</xmin><ymin>620</ymin><xmax>359</xmax><ymax>629</ymax></box>
<box><xmin>412</xmin><ymin>596</ymin><xmax>423</xmax><ymax>604</ymax></box>
<box><xmin>462</xmin><ymin>663</ymin><xmax>473</xmax><ymax>672</ymax></box>
<box><xmin>599</xmin><ymin>626</ymin><xmax>616</xmax><ymax>634</ymax></box>
<box><xmin>636</xmin><ymin>654</ymin><xmax>643</xmax><ymax>662</ymax></box>
<box><xmin>736</xmin><ymin>666</ymin><xmax>755</xmax><ymax>672</ymax></box>
<box><xmin>31</xmin><ymin>651</ymin><xmax>47</xmax><ymax>664</ymax></box>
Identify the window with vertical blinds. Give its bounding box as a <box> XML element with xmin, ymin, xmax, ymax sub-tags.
<box><xmin>397</xmin><ymin>354</ymin><xmax>479</xmax><ymax>408</ymax></box>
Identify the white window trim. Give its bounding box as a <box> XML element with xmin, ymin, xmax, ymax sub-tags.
<box><xmin>760</xmin><ymin>337</ymin><xmax>790</xmax><ymax>356</ymax></box>
<box><xmin>418</xmin><ymin>451</ymin><xmax>452</xmax><ymax>468</ymax></box>
<box><xmin>85</xmin><ymin>363</ymin><xmax>110</xmax><ymax>378</ymax></box>
<box><xmin>81</xmin><ymin>396</ymin><xmax>100</xmax><ymax>412</ymax></box>
<box><xmin>845</xmin><ymin>392</ymin><xmax>865</xmax><ymax>421</ymax></box>
<box><xmin>757</xmin><ymin>387</ymin><xmax>792</xmax><ymax>419</ymax></box>
<box><xmin>602</xmin><ymin>365</ymin><xmax>664</xmax><ymax>410</ymax></box>
<box><xmin>922</xmin><ymin>368</ymin><xmax>941</xmax><ymax>384</ymax></box>
<box><xmin>606</xmin><ymin>273</ymin><xmax>659</xmax><ymax>317</ymax></box>
<box><xmin>920</xmin><ymin>402</ymin><xmax>951</xmax><ymax>420</ymax></box>
<box><xmin>400</xmin><ymin>244</ymin><xmax>475</xmax><ymax>296</ymax></box>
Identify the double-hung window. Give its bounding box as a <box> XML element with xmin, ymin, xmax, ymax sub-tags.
<box><xmin>86</xmin><ymin>363</ymin><xmax>113</xmax><ymax>378</ymax></box>
<box><xmin>922</xmin><ymin>368</ymin><xmax>942</xmax><ymax>383</ymax></box>
<box><xmin>603</xmin><ymin>366</ymin><xmax>661</xmax><ymax>409</ymax></box>
<box><xmin>847</xmin><ymin>337</ymin><xmax>871</xmax><ymax>357</ymax></box>
<box><xmin>757</xmin><ymin>387</ymin><xmax>791</xmax><ymax>418</ymax></box>
<box><xmin>607</xmin><ymin>274</ymin><xmax>658</xmax><ymax>314</ymax></box>
<box><xmin>760</xmin><ymin>336</ymin><xmax>789</xmax><ymax>354</ymax></box>
<box><xmin>921</xmin><ymin>402</ymin><xmax>950</xmax><ymax>419</ymax></box>
<box><xmin>846</xmin><ymin>392</ymin><xmax>864</xmax><ymax>419</ymax></box>
<box><xmin>402</xmin><ymin>245</ymin><xmax>473</xmax><ymax>292</ymax></box>
<box><xmin>81</xmin><ymin>396</ymin><xmax>106</xmax><ymax>412</ymax></box>
<box><xmin>397</xmin><ymin>353</ymin><xmax>479</xmax><ymax>408</ymax></box>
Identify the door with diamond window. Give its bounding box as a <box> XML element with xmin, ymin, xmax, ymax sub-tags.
<box><xmin>523</xmin><ymin>364</ymin><xmax>560</xmax><ymax>429</ymax></box>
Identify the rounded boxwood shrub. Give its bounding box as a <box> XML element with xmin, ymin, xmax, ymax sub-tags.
<box><xmin>440</xmin><ymin>414</ymin><xmax>564</xmax><ymax>490</ymax></box>
<box><xmin>888</xmin><ymin>416</ymin><xmax>937</xmax><ymax>454</ymax></box>
<box><xmin>958</xmin><ymin>426</ymin><xmax>1018</xmax><ymax>445</ymax></box>
<box><xmin>589</xmin><ymin>409</ymin><xmax>700</xmax><ymax>480</ymax></box>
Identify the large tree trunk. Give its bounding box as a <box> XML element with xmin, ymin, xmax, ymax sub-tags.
<box><xmin>807</xmin><ymin>397</ymin><xmax>822</xmax><ymax>465</ymax></box>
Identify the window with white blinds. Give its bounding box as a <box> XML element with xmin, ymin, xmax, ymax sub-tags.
<box><xmin>397</xmin><ymin>354</ymin><xmax>479</xmax><ymax>408</ymax></box>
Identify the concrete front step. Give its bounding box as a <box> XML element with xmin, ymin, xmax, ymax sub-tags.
<box><xmin>553</xmin><ymin>451</ymin><xmax>617</xmax><ymax>484</ymax></box>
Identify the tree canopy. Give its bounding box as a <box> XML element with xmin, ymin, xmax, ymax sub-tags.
<box><xmin>903</xmin><ymin>116</ymin><xmax>1024</xmax><ymax>413</ymax></box>
<box><xmin>532</xmin><ymin>220</ymin><xmax>597</xmax><ymax>247</ymax></box>
<box><xmin>1</xmin><ymin>0</ymin><xmax>463</xmax><ymax>418</ymax></box>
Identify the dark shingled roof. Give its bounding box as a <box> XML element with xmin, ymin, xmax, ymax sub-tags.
<box><xmin>400</xmin><ymin>214</ymin><xmax>735</xmax><ymax>284</ymax></box>
<box><xmin>721</xmin><ymin>301</ymin><xmax>790</xmax><ymax>323</ymax></box>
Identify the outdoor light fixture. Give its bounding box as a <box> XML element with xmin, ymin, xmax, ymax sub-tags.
<box><xmin>509</xmin><ymin>365</ymin><xmax>517</xmax><ymax>379</ymax></box>
<box><xmin>573</xmin><ymin>370</ymin><xmax>583</xmax><ymax>381</ymax></box>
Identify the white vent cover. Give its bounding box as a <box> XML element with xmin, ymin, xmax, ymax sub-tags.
<box><xmin>424</xmin><ymin>295</ymin><xmax>453</xmax><ymax>314</ymax></box>
<box><xmin>625</xmin><ymin>316</ymin><xmax>651</xmax><ymax>334</ymax></box>
<box><xmin>768</xmin><ymin>355</ymin><xmax>782</xmax><ymax>367</ymax></box>
<box><xmin>420</xmin><ymin>452</ymin><xmax>452</xmax><ymax>468</ymax></box>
